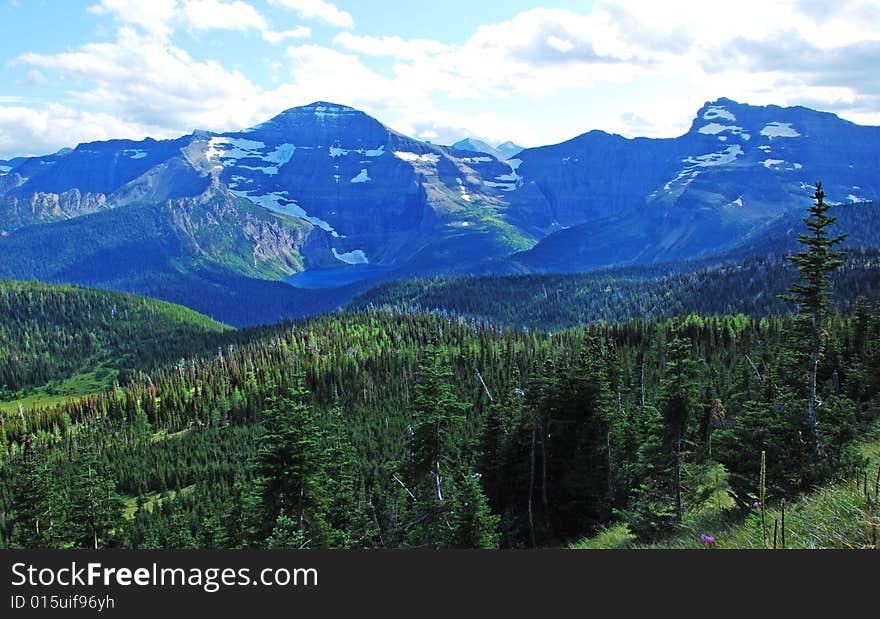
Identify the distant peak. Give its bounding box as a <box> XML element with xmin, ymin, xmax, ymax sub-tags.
<box><xmin>300</xmin><ymin>101</ymin><xmax>358</xmax><ymax>112</ymax></box>
<box><xmin>249</xmin><ymin>102</ymin><xmax>374</xmax><ymax>132</ymax></box>
<box><xmin>708</xmin><ymin>96</ymin><xmax>742</xmax><ymax>107</ymax></box>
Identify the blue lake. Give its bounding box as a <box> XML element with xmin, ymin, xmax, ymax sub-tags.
<box><xmin>285</xmin><ymin>266</ymin><xmax>392</xmax><ymax>289</ymax></box>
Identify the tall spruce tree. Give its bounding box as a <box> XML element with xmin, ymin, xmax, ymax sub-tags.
<box><xmin>405</xmin><ymin>343</ymin><xmax>471</xmax><ymax>547</ymax></box>
<box><xmin>252</xmin><ymin>377</ymin><xmax>332</xmax><ymax>548</ymax></box>
<box><xmin>68</xmin><ymin>448</ymin><xmax>125</xmax><ymax>549</ymax></box>
<box><xmin>782</xmin><ymin>183</ymin><xmax>847</xmax><ymax>451</ymax></box>
<box><xmin>408</xmin><ymin>344</ymin><xmax>469</xmax><ymax>504</ymax></box>
<box><xmin>658</xmin><ymin>336</ymin><xmax>701</xmax><ymax>523</ymax></box>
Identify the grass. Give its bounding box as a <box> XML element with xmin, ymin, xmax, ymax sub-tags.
<box><xmin>570</xmin><ymin>523</ymin><xmax>636</xmax><ymax>550</ymax></box>
<box><xmin>122</xmin><ymin>484</ymin><xmax>197</xmax><ymax>520</ymax></box>
<box><xmin>571</xmin><ymin>426</ymin><xmax>880</xmax><ymax>550</ymax></box>
<box><xmin>0</xmin><ymin>368</ymin><xmax>115</xmax><ymax>414</ymax></box>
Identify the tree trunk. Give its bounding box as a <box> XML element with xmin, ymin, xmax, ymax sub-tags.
<box><xmin>674</xmin><ymin>431</ymin><xmax>683</xmax><ymax>523</ymax></box>
<box><xmin>607</xmin><ymin>430</ymin><xmax>615</xmax><ymax>502</ymax></box>
<box><xmin>538</xmin><ymin>416</ymin><xmax>548</xmax><ymax>513</ymax></box>
<box><xmin>527</xmin><ymin>424</ymin><xmax>537</xmax><ymax>547</ymax></box>
<box><xmin>433</xmin><ymin>462</ymin><xmax>443</xmax><ymax>502</ymax></box>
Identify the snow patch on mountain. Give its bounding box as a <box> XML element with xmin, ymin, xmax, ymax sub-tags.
<box><xmin>265</xmin><ymin>144</ymin><xmax>296</xmax><ymax>165</ymax></box>
<box><xmin>684</xmin><ymin>145</ymin><xmax>743</xmax><ymax>167</ymax></box>
<box><xmin>351</xmin><ymin>169</ymin><xmax>371</xmax><ymax>183</ymax></box>
<box><xmin>394</xmin><ymin>151</ymin><xmax>439</xmax><ymax>163</ymax></box>
<box><xmin>330</xmin><ymin>145</ymin><xmax>385</xmax><ymax>158</ymax></box>
<box><xmin>763</xmin><ymin>159</ymin><xmax>786</xmax><ymax>169</ymax></box>
<box><xmin>700</xmin><ymin>123</ymin><xmax>737</xmax><ymax>135</ymax></box>
<box><xmin>332</xmin><ymin>248</ymin><xmax>369</xmax><ymax>265</ymax></box>
<box><xmin>703</xmin><ymin>106</ymin><xmax>736</xmax><ymax>122</ymax></box>
<box><xmin>761</xmin><ymin>122</ymin><xmax>800</xmax><ymax>139</ymax></box>
<box><xmin>0</xmin><ymin>165</ymin><xmax>11</xmax><ymax>174</ymax></box>
<box><xmin>228</xmin><ymin>175</ymin><xmax>251</xmax><ymax>189</ymax></box>
<box><xmin>663</xmin><ymin>169</ymin><xmax>700</xmax><ymax>193</ymax></box>
<box><xmin>312</xmin><ymin>104</ymin><xmax>354</xmax><ymax>122</ymax></box>
<box><xmin>698</xmin><ymin>123</ymin><xmax>751</xmax><ymax>140</ymax></box>
<box><xmin>231</xmin><ymin>189</ymin><xmax>339</xmax><ymax>236</ymax></box>
<box><xmin>123</xmin><ymin>149</ymin><xmax>148</xmax><ymax>160</ymax></box>
<box><xmin>238</xmin><ymin>165</ymin><xmax>279</xmax><ymax>176</ymax></box>
<box><xmin>206</xmin><ymin>137</ymin><xmax>266</xmax><ymax>162</ymax></box>
<box><xmin>457</xmin><ymin>178</ymin><xmax>472</xmax><ymax>202</ymax></box>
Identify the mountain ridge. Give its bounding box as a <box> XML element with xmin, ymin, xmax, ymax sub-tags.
<box><xmin>2</xmin><ymin>97</ymin><xmax>879</xmax><ymax>324</ymax></box>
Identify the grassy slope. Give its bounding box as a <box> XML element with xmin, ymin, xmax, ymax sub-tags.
<box><xmin>0</xmin><ymin>280</ymin><xmax>232</xmax><ymax>411</ymax></box>
<box><xmin>571</xmin><ymin>428</ymin><xmax>880</xmax><ymax>550</ymax></box>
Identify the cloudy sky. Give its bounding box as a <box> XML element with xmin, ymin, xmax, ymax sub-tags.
<box><xmin>1</xmin><ymin>0</ymin><xmax>879</xmax><ymax>158</ymax></box>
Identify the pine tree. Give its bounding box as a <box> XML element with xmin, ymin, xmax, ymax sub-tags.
<box><xmin>658</xmin><ymin>336</ymin><xmax>700</xmax><ymax>523</ymax></box>
<box><xmin>450</xmin><ymin>474</ymin><xmax>500</xmax><ymax>549</ymax></box>
<box><xmin>405</xmin><ymin>343</ymin><xmax>470</xmax><ymax>547</ymax></box>
<box><xmin>408</xmin><ymin>344</ymin><xmax>469</xmax><ymax>504</ymax></box>
<box><xmin>252</xmin><ymin>377</ymin><xmax>332</xmax><ymax>548</ymax></box>
<box><xmin>782</xmin><ymin>183</ymin><xmax>847</xmax><ymax>449</ymax></box>
<box><xmin>68</xmin><ymin>449</ymin><xmax>125</xmax><ymax>549</ymax></box>
<box><xmin>9</xmin><ymin>439</ymin><xmax>52</xmax><ymax>548</ymax></box>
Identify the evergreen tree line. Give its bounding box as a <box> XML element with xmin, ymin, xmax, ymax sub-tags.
<box><xmin>349</xmin><ymin>249</ymin><xmax>880</xmax><ymax>332</ymax></box>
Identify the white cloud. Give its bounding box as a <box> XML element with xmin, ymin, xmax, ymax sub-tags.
<box><xmin>20</xmin><ymin>27</ymin><xmax>262</xmax><ymax>133</ymax></box>
<box><xmin>261</xmin><ymin>26</ymin><xmax>311</xmax><ymax>44</ymax></box>
<box><xmin>89</xmin><ymin>0</ymin><xmax>180</xmax><ymax>39</ymax></box>
<box><xmin>0</xmin><ymin>103</ymin><xmax>154</xmax><ymax>158</ymax></box>
<box><xmin>333</xmin><ymin>32</ymin><xmax>448</xmax><ymax>60</ymax></box>
<box><xmin>19</xmin><ymin>70</ymin><xmax>48</xmax><ymax>87</ymax></box>
<box><xmin>268</xmin><ymin>0</ymin><xmax>353</xmax><ymax>28</ymax></box>
<box><xmin>180</xmin><ymin>0</ymin><xmax>267</xmax><ymax>32</ymax></box>
<box><xmin>88</xmin><ymin>0</ymin><xmax>310</xmax><ymax>44</ymax></box>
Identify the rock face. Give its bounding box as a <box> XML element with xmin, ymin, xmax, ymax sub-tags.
<box><xmin>1</xmin><ymin>97</ymin><xmax>879</xmax><ymax>314</ymax></box>
<box><xmin>201</xmin><ymin>103</ymin><xmax>523</xmax><ymax>269</ymax></box>
<box><xmin>505</xmin><ymin>97</ymin><xmax>880</xmax><ymax>272</ymax></box>
<box><xmin>0</xmin><ymin>102</ymin><xmax>528</xmax><ymax>273</ymax></box>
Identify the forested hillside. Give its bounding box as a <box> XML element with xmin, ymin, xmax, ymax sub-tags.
<box><xmin>2</xmin><ymin>299</ymin><xmax>877</xmax><ymax>549</ymax></box>
<box><xmin>349</xmin><ymin>249</ymin><xmax>880</xmax><ymax>331</ymax></box>
<box><xmin>0</xmin><ymin>280</ymin><xmax>231</xmax><ymax>401</ymax></box>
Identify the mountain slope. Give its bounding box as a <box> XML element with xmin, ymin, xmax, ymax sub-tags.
<box><xmin>349</xmin><ymin>249</ymin><xmax>880</xmax><ymax>331</ymax></box>
<box><xmin>0</xmin><ymin>280</ymin><xmax>231</xmax><ymax>403</ymax></box>
<box><xmin>350</xmin><ymin>201</ymin><xmax>880</xmax><ymax>329</ymax></box>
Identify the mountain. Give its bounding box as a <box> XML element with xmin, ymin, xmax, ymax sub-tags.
<box><xmin>2</xmin><ymin>98</ymin><xmax>879</xmax><ymax>323</ymax></box>
<box><xmin>500</xmin><ymin>98</ymin><xmax>880</xmax><ymax>272</ymax></box>
<box><xmin>495</xmin><ymin>141</ymin><xmax>525</xmax><ymax>159</ymax></box>
<box><xmin>452</xmin><ymin>138</ymin><xmax>524</xmax><ymax>160</ymax></box>
<box><xmin>0</xmin><ymin>102</ymin><xmax>534</xmax><ymax>324</ymax></box>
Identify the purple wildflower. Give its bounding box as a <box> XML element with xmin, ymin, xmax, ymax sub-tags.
<box><xmin>753</xmin><ymin>501</ymin><xmax>762</xmax><ymax>509</ymax></box>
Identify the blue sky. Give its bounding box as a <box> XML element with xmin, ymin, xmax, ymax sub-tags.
<box><xmin>2</xmin><ymin>0</ymin><xmax>879</xmax><ymax>158</ymax></box>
